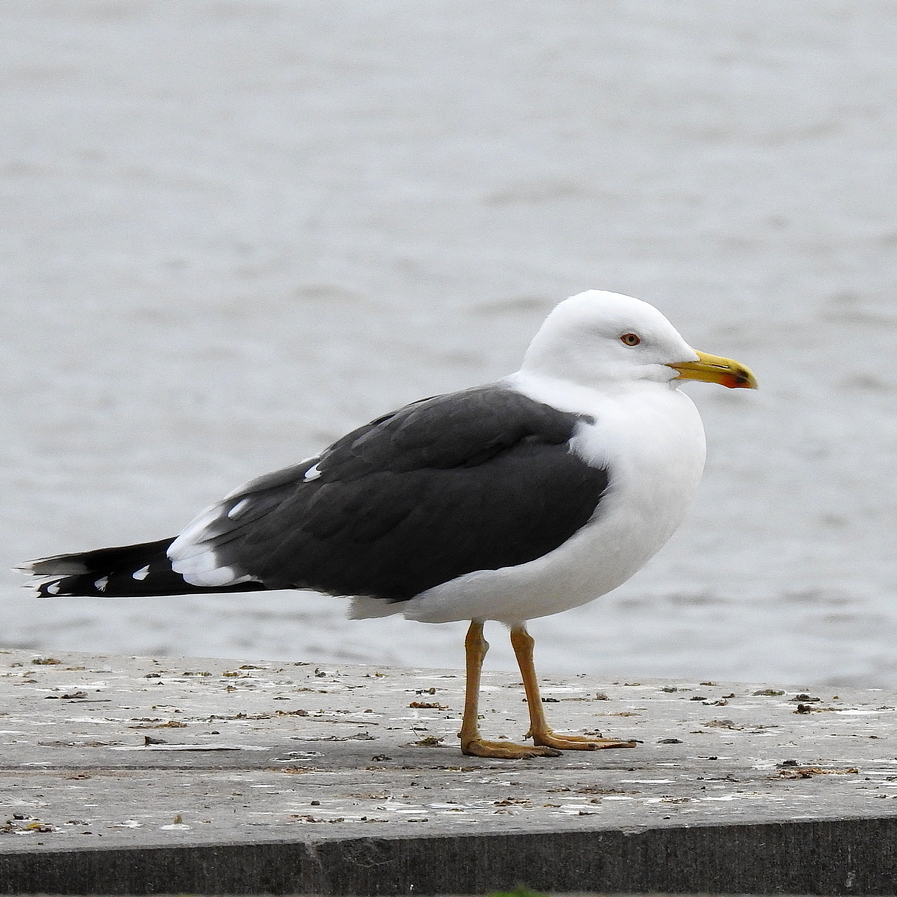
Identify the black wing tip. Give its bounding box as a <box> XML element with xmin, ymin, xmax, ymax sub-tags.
<box><xmin>15</xmin><ymin>556</ymin><xmax>92</xmax><ymax>598</ymax></box>
<box><xmin>15</xmin><ymin>557</ymin><xmax>90</xmax><ymax>577</ymax></box>
<box><xmin>17</xmin><ymin>574</ymin><xmax>79</xmax><ymax>598</ymax></box>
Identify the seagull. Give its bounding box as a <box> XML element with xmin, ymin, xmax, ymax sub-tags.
<box><xmin>19</xmin><ymin>290</ymin><xmax>757</xmax><ymax>758</ymax></box>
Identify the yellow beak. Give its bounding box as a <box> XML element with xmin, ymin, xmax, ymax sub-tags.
<box><xmin>669</xmin><ymin>351</ymin><xmax>758</xmax><ymax>390</ymax></box>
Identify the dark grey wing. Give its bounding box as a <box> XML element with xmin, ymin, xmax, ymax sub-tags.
<box><xmin>169</xmin><ymin>385</ymin><xmax>608</xmax><ymax>601</ymax></box>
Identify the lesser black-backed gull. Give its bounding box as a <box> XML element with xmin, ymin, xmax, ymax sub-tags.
<box><xmin>19</xmin><ymin>290</ymin><xmax>757</xmax><ymax>758</ymax></box>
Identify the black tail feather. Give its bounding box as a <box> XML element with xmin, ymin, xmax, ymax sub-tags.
<box><xmin>19</xmin><ymin>537</ymin><xmax>267</xmax><ymax>598</ymax></box>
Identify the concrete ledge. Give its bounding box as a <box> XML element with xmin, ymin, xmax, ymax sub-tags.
<box><xmin>3</xmin><ymin>818</ymin><xmax>897</xmax><ymax>895</ymax></box>
<box><xmin>2</xmin><ymin>648</ymin><xmax>897</xmax><ymax>894</ymax></box>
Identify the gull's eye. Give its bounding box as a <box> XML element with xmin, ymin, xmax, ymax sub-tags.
<box><xmin>620</xmin><ymin>333</ymin><xmax>641</xmax><ymax>346</ymax></box>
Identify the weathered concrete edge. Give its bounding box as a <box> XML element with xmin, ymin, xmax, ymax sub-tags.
<box><xmin>2</xmin><ymin>816</ymin><xmax>895</xmax><ymax>896</ymax></box>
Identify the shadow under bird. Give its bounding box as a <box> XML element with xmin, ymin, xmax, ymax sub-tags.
<box><xmin>19</xmin><ymin>290</ymin><xmax>757</xmax><ymax>758</ymax></box>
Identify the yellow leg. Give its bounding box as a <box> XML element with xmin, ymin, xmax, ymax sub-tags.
<box><xmin>510</xmin><ymin>623</ymin><xmax>637</xmax><ymax>751</ymax></box>
<box><xmin>459</xmin><ymin>621</ymin><xmax>562</xmax><ymax>758</ymax></box>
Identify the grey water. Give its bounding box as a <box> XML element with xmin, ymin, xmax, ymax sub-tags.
<box><xmin>3</xmin><ymin>1</ymin><xmax>897</xmax><ymax>686</ymax></box>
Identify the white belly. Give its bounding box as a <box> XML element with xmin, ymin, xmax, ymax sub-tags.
<box><xmin>352</xmin><ymin>378</ymin><xmax>707</xmax><ymax>625</ymax></box>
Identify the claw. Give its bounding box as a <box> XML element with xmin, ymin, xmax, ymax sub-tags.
<box><xmin>462</xmin><ymin>738</ymin><xmax>561</xmax><ymax>759</ymax></box>
<box><xmin>532</xmin><ymin>730</ymin><xmax>637</xmax><ymax>751</ymax></box>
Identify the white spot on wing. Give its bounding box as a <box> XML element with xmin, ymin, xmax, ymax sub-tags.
<box><xmin>28</xmin><ymin>578</ymin><xmax>65</xmax><ymax>598</ymax></box>
<box><xmin>303</xmin><ymin>463</ymin><xmax>322</xmax><ymax>482</ymax></box>
<box><xmin>132</xmin><ymin>565</ymin><xmax>150</xmax><ymax>581</ymax></box>
<box><xmin>227</xmin><ymin>497</ymin><xmax>252</xmax><ymax>519</ymax></box>
<box><xmin>199</xmin><ymin>566</ymin><xmax>255</xmax><ymax>587</ymax></box>
<box><xmin>172</xmin><ymin>505</ymin><xmax>224</xmax><ymax>548</ymax></box>
<box><xmin>168</xmin><ymin>499</ymin><xmax>252</xmax><ymax>587</ymax></box>
<box><xmin>169</xmin><ymin>543</ymin><xmax>255</xmax><ymax>588</ymax></box>
<box><xmin>95</xmin><ymin>576</ymin><xmax>109</xmax><ymax>592</ymax></box>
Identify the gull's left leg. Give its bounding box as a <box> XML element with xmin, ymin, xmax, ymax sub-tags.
<box><xmin>510</xmin><ymin>623</ymin><xmax>637</xmax><ymax>751</ymax></box>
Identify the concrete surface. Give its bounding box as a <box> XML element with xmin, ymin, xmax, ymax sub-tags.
<box><xmin>2</xmin><ymin>648</ymin><xmax>897</xmax><ymax>894</ymax></box>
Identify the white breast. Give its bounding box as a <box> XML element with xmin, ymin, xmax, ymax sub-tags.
<box><xmin>391</xmin><ymin>375</ymin><xmax>706</xmax><ymax>625</ymax></box>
